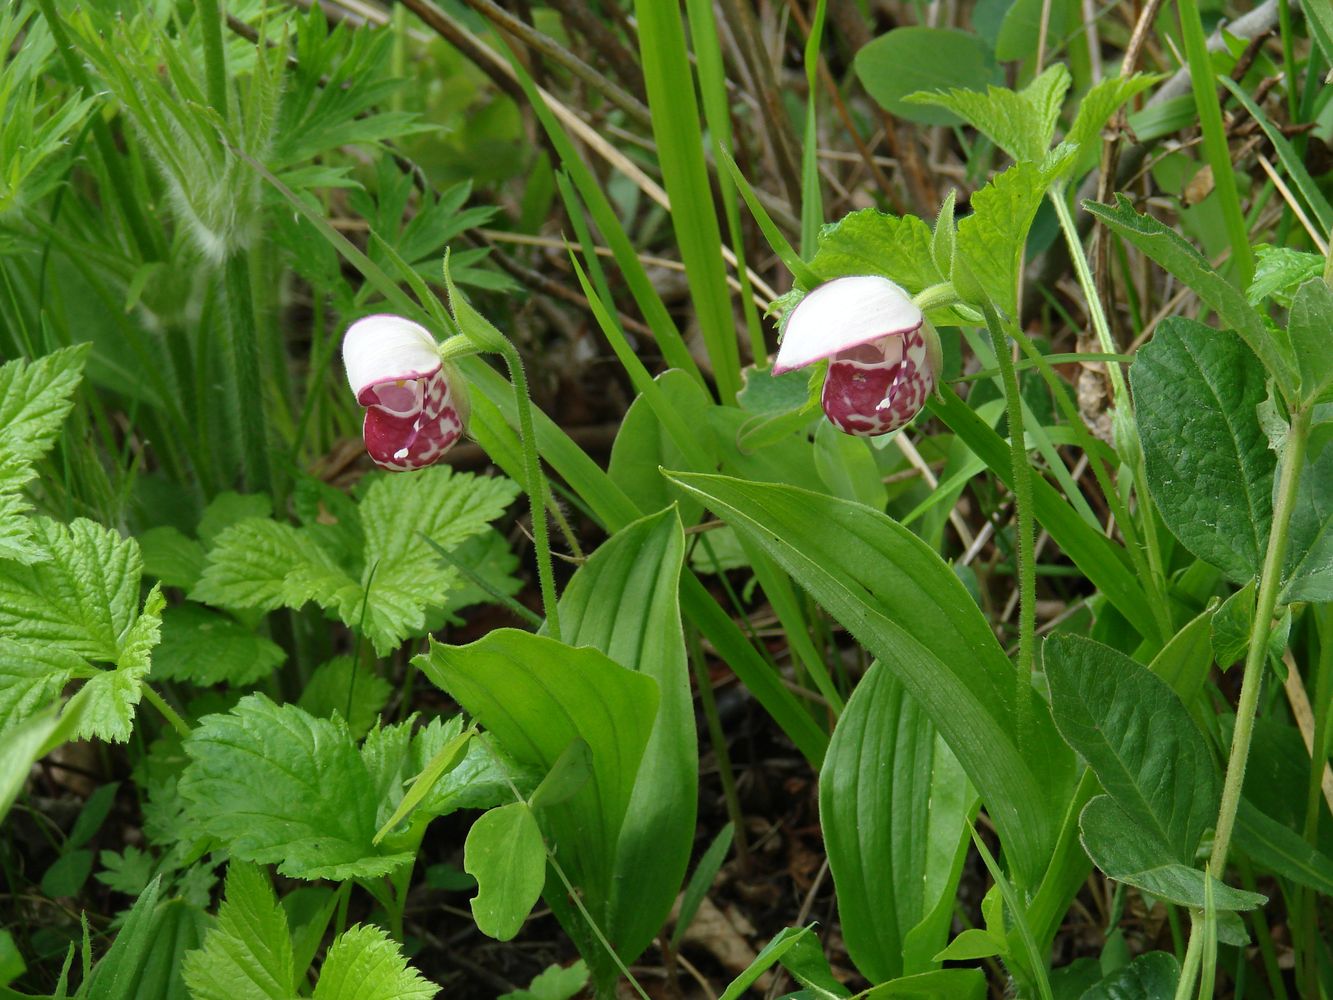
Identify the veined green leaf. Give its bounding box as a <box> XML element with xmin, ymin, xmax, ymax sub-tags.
<box><xmin>311</xmin><ymin>924</ymin><xmax>438</xmax><ymax>1000</ymax></box>
<box><xmin>463</xmin><ymin>802</ymin><xmax>547</xmax><ymax>942</ymax></box>
<box><xmin>182</xmin><ymin>862</ymin><xmax>295</xmax><ymax>1000</ymax></box>
<box><xmin>665</xmin><ymin>472</ymin><xmax>1073</xmax><ymax>887</ymax></box>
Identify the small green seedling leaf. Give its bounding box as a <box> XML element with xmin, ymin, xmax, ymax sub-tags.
<box><xmin>528</xmin><ymin>738</ymin><xmax>592</xmax><ymax>811</ymax></box>
<box><xmin>464</xmin><ymin>802</ymin><xmax>547</xmax><ymax>941</ymax></box>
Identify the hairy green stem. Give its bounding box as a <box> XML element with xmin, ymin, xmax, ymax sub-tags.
<box><xmin>1176</xmin><ymin>405</ymin><xmax>1312</xmax><ymax>998</ymax></box>
<box><xmin>141</xmin><ymin>684</ymin><xmax>191</xmax><ymax>739</ymax></box>
<box><xmin>195</xmin><ymin>0</ymin><xmax>231</xmax><ymax>121</ymax></box>
<box><xmin>985</xmin><ymin>307</ymin><xmax>1036</xmax><ymax>676</ymax></box>
<box><xmin>502</xmin><ymin>346</ymin><xmax>561</xmax><ymax>642</ymax></box>
<box><xmin>1212</xmin><ymin>406</ymin><xmax>1312</xmax><ymax>870</ymax></box>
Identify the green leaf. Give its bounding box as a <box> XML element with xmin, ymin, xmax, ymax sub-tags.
<box><xmin>193</xmin><ymin>468</ymin><xmax>519</xmax><ymax>655</ymax></box>
<box><xmin>718</xmin><ymin>926</ymin><xmax>816</xmax><ymax>1000</ymax></box>
<box><xmin>527</xmin><ymin>740</ymin><xmax>592</xmax><ymax>811</ymax></box>
<box><xmin>73</xmin><ymin>584</ymin><xmax>163</xmax><ymax>743</ymax></box>
<box><xmin>1080</xmin><ymin>951</ymin><xmax>1180</xmax><ymax>1000</ymax></box>
<box><xmin>1133</xmin><ymin>318</ymin><xmax>1275</xmax><ymax>582</ymax></box>
<box><xmin>1064</xmin><ymin>74</ymin><xmax>1162</xmax><ymax>156</ymax></box>
<box><xmin>182</xmin><ymin>862</ymin><xmax>295</xmax><ymax>1000</ymax></box>
<box><xmin>96</xmin><ymin>846</ymin><xmax>156</xmax><ymax>897</ymax></box>
<box><xmin>1235</xmin><ymin>799</ymin><xmax>1333</xmax><ymax>895</ymax></box>
<box><xmin>198</xmin><ymin>492</ymin><xmax>273</xmax><ymax>547</ymax></box>
<box><xmin>179</xmin><ymin>695</ymin><xmax>412</xmax><ymax>880</ymax></box>
<box><xmin>138</xmin><ymin>527</ymin><xmax>207</xmax><ymax>591</ymax></box>
<box><xmin>1148</xmin><ymin>605</ymin><xmax>1214</xmax><ymax>704</ymax></box>
<box><xmin>498</xmin><ymin>961</ymin><xmax>589</xmax><ymax>1000</ymax></box>
<box><xmin>814</xmin><ymin>421</ymin><xmax>888</xmax><ymax>510</ymax></box>
<box><xmin>1248</xmin><ymin>246</ymin><xmax>1324</xmax><ymax>307</ymax></box>
<box><xmin>417</xmin><ymin>631</ymin><xmax>659</xmax><ymax>968</ymax></box>
<box><xmin>84</xmin><ymin>877</ymin><xmax>209</xmax><ymax>1000</ymax></box>
<box><xmin>821</xmin><ymin>664</ymin><xmax>971</xmax><ymax>982</ymax></box>
<box><xmin>905</xmin><ymin>65</ymin><xmax>1070</xmax><ymax>164</ymax></box>
<box><xmin>371</xmin><ymin>719</ymin><xmax>479</xmax><ymax>845</ymax></box>
<box><xmin>1045</xmin><ymin>635</ymin><xmax>1218</xmax><ymax>863</ymax></box>
<box><xmin>0</xmin><ymin>639</ymin><xmax>87</xmax><ymax>737</ymax></box>
<box><xmin>804</xmin><ymin>209</ymin><xmax>945</xmax><ymax>296</ymax></box>
<box><xmin>546</xmin><ymin>509</ymin><xmax>695</xmax><ymax>980</ymax></box>
<box><xmin>312</xmin><ymin>924</ymin><xmax>438</xmax><ymax>1000</ymax></box>
<box><xmin>1078</xmin><ymin>795</ymin><xmax>1264</xmax><ymax>910</ymax></box>
<box><xmin>297</xmin><ymin>656</ymin><xmax>391</xmax><ymax>739</ymax></box>
<box><xmin>955</xmin><ymin>156</ymin><xmax>1069</xmax><ymax>316</ymax></box>
<box><xmin>671</xmin><ymin>824</ymin><xmax>734</xmax><ymax>950</ymax></box>
<box><xmin>0</xmin><ymin>346</ymin><xmax>89</xmax><ymax>564</ymax></box>
<box><xmin>665</xmin><ymin>472</ymin><xmax>1073</xmax><ymax>888</ymax></box>
<box><xmin>861</xmin><ymin>968</ymin><xmax>986</xmax><ymax>999</ymax></box>
<box><xmin>854</xmin><ymin>28</ymin><xmax>1000</xmax><ymax>126</ymax></box>
<box><xmin>1086</xmin><ymin>197</ymin><xmax>1297</xmax><ymax>396</ymax></box>
<box><xmin>41</xmin><ymin>849</ymin><xmax>93</xmax><ymax>898</ymax></box>
<box><xmin>1287</xmin><ymin>279</ymin><xmax>1333</xmax><ymax>405</ymax></box>
<box><xmin>1283</xmin><ymin>431</ymin><xmax>1333</xmax><ymax>602</ymax></box>
<box><xmin>152</xmin><ymin>604</ymin><xmax>284</xmax><ymax>686</ymax></box>
<box><xmin>463</xmin><ymin>802</ymin><xmax>547</xmax><ymax>941</ymax></box>
<box><xmin>0</xmin><ymin>517</ymin><xmax>141</xmax><ymax>660</ymax></box>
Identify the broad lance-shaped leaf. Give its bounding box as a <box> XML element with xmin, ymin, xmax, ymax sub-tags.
<box><xmin>179</xmin><ymin>694</ymin><xmax>413</xmax><ymax>880</ymax></box>
<box><xmin>545</xmin><ymin>509</ymin><xmax>694</xmax><ymax>985</ymax></box>
<box><xmin>0</xmin><ymin>345</ymin><xmax>90</xmax><ymax>564</ymax></box>
<box><xmin>1044</xmin><ymin>635</ymin><xmax>1262</xmax><ymax>910</ymax></box>
<box><xmin>821</xmin><ymin>664</ymin><xmax>971</xmax><ymax>983</ymax></box>
<box><xmin>1282</xmin><ymin>428</ymin><xmax>1333</xmax><ymax>602</ymax></box>
<box><xmin>665</xmin><ymin>471</ymin><xmax>1074</xmax><ymax>888</ymax></box>
<box><xmin>1087</xmin><ymin>197</ymin><xmax>1298</xmax><ymax>397</ymax></box>
<box><xmin>418</xmin><ymin>631</ymin><xmax>659</xmax><ymax>971</ymax></box>
<box><xmin>1131</xmin><ymin>318</ymin><xmax>1275</xmax><ymax>583</ymax></box>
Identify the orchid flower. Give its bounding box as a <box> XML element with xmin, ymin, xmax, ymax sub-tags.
<box><xmin>772</xmin><ymin>275</ymin><xmax>941</xmax><ymax>437</ymax></box>
<box><xmin>342</xmin><ymin>314</ymin><xmax>467</xmax><ymax>471</ymax></box>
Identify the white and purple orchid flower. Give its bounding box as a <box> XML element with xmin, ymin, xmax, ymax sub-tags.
<box><xmin>773</xmin><ymin>275</ymin><xmax>940</xmax><ymax>437</ymax></box>
<box><xmin>342</xmin><ymin>314</ymin><xmax>466</xmax><ymax>471</ymax></box>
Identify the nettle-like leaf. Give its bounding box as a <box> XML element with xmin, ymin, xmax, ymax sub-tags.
<box><xmin>179</xmin><ymin>694</ymin><xmax>413</xmax><ymax>880</ymax></box>
<box><xmin>954</xmin><ymin>149</ymin><xmax>1076</xmax><ymax>317</ymax></box>
<box><xmin>312</xmin><ymin>924</ymin><xmax>439</xmax><ymax>1000</ymax></box>
<box><xmin>152</xmin><ymin>603</ymin><xmax>285</xmax><ymax>687</ymax></box>
<box><xmin>906</xmin><ymin>64</ymin><xmax>1070</xmax><ymax>164</ymax></box>
<box><xmin>192</xmin><ymin>466</ymin><xmax>520</xmax><ymax>654</ymax></box>
<box><xmin>0</xmin><ymin>345</ymin><xmax>89</xmax><ymax>563</ymax></box>
<box><xmin>182</xmin><ymin>862</ymin><xmax>295</xmax><ymax>1000</ymax></box>
<box><xmin>297</xmin><ymin>656</ymin><xmax>392</xmax><ymax>739</ymax></box>
<box><xmin>0</xmin><ymin>517</ymin><xmax>164</xmax><ymax>742</ymax></box>
<box><xmin>1064</xmin><ymin>73</ymin><xmax>1161</xmax><ymax>155</ymax></box>
<box><xmin>182</xmin><ymin>862</ymin><xmax>439</xmax><ymax>1000</ymax></box>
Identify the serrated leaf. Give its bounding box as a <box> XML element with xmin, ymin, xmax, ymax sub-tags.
<box><xmin>0</xmin><ymin>346</ymin><xmax>89</xmax><ymax>564</ymax></box>
<box><xmin>152</xmin><ymin>604</ymin><xmax>284</xmax><ymax>686</ymax></box>
<box><xmin>905</xmin><ymin>65</ymin><xmax>1070</xmax><ymax>164</ymax></box>
<box><xmin>1065</xmin><ymin>74</ymin><xmax>1161</xmax><ymax>155</ymax></box>
<box><xmin>498</xmin><ymin>961</ymin><xmax>589</xmax><ymax>1000</ymax></box>
<box><xmin>71</xmin><ymin>584</ymin><xmax>163</xmax><ymax>743</ymax></box>
<box><xmin>464</xmin><ymin>802</ymin><xmax>547</xmax><ymax>941</ymax></box>
<box><xmin>96</xmin><ymin>846</ymin><xmax>157</xmax><ymax>897</ymax></box>
<box><xmin>197</xmin><ymin>492</ymin><xmax>273</xmax><ymax>546</ymax></box>
<box><xmin>179</xmin><ymin>695</ymin><xmax>412</xmax><ymax>880</ymax></box>
<box><xmin>1247</xmin><ymin>247</ymin><xmax>1323</xmax><ymax>307</ymax></box>
<box><xmin>954</xmin><ymin>158</ymin><xmax>1065</xmax><ymax>316</ymax></box>
<box><xmin>311</xmin><ymin>924</ymin><xmax>438</xmax><ymax>1000</ymax></box>
<box><xmin>182</xmin><ymin>861</ymin><xmax>295</xmax><ymax>1000</ymax></box>
<box><xmin>1132</xmin><ymin>318</ymin><xmax>1275</xmax><ymax>583</ymax></box>
<box><xmin>191</xmin><ymin>518</ymin><xmax>351</xmax><ymax>613</ymax></box>
<box><xmin>0</xmin><ymin>639</ymin><xmax>87</xmax><ymax>736</ymax></box>
<box><xmin>298</xmin><ymin>656</ymin><xmax>391</xmax><ymax>739</ymax></box>
<box><xmin>804</xmin><ymin>209</ymin><xmax>945</xmax><ymax>294</ymax></box>
<box><xmin>0</xmin><ymin>517</ymin><xmax>141</xmax><ymax>660</ymax></box>
<box><xmin>138</xmin><ymin>527</ymin><xmax>207</xmax><ymax>591</ymax></box>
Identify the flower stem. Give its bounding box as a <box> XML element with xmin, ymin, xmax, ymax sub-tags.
<box><xmin>1176</xmin><ymin>404</ymin><xmax>1313</xmax><ymax>998</ymax></box>
<box><xmin>501</xmin><ymin>345</ymin><xmax>561</xmax><ymax>642</ymax></box>
<box><xmin>1212</xmin><ymin>405</ymin><xmax>1312</xmax><ymax>872</ymax></box>
<box><xmin>984</xmin><ymin>306</ymin><xmax>1036</xmax><ymax>676</ymax></box>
